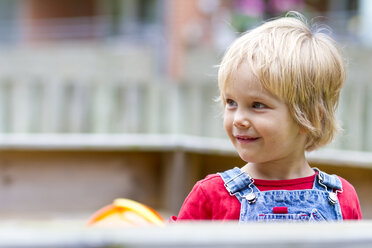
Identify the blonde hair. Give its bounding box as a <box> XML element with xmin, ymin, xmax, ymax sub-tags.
<box><xmin>218</xmin><ymin>12</ymin><xmax>346</xmax><ymax>151</ymax></box>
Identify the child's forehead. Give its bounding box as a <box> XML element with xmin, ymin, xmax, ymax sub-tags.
<box><xmin>226</xmin><ymin>62</ymin><xmax>264</xmax><ymax>91</ymax></box>
<box><xmin>225</xmin><ymin>67</ymin><xmax>272</xmax><ymax>97</ymax></box>
<box><xmin>224</xmin><ymin>62</ymin><xmax>284</xmax><ymax>101</ymax></box>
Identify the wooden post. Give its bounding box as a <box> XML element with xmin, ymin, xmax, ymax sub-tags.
<box><xmin>162</xmin><ymin>150</ymin><xmax>187</xmax><ymax>215</ymax></box>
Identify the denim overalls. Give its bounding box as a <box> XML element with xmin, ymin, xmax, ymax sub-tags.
<box><xmin>218</xmin><ymin>167</ymin><xmax>343</xmax><ymax>222</ymax></box>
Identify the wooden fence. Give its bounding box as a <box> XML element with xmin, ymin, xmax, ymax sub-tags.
<box><xmin>0</xmin><ymin>72</ymin><xmax>371</xmax><ymax>152</ymax></box>
<box><xmin>0</xmin><ymin>77</ymin><xmax>223</xmax><ymax>136</ymax></box>
<box><xmin>0</xmin><ymin>45</ymin><xmax>372</xmax><ymax>220</ymax></box>
<box><xmin>0</xmin><ymin>44</ymin><xmax>372</xmax><ymax>153</ymax></box>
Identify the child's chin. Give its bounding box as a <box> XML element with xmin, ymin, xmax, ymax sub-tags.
<box><xmin>238</xmin><ymin>154</ymin><xmax>256</xmax><ymax>163</ymax></box>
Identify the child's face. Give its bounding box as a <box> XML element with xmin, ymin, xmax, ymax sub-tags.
<box><xmin>223</xmin><ymin>62</ymin><xmax>307</xmax><ymax>165</ymax></box>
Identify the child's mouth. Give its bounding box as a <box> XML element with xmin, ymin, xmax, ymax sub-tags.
<box><xmin>235</xmin><ymin>136</ymin><xmax>259</xmax><ymax>143</ymax></box>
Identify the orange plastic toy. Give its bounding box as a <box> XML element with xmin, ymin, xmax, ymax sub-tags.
<box><xmin>87</xmin><ymin>198</ymin><xmax>165</xmax><ymax>227</ymax></box>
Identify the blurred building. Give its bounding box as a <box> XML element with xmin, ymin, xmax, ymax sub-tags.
<box><xmin>0</xmin><ymin>0</ymin><xmax>363</xmax><ymax>79</ymax></box>
<box><xmin>0</xmin><ymin>0</ymin><xmax>372</xmax><ymax>220</ymax></box>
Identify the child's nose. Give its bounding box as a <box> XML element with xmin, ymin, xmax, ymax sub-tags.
<box><xmin>233</xmin><ymin>112</ymin><xmax>251</xmax><ymax>128</ymax></box>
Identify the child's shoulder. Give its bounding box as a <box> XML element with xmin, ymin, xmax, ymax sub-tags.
<box><xmin>192</xmin><ymin>173</ymin><xmax>226</xmax><ymax>193</ymax></box>
<box><xmin>335</xmin><ymin>175</ymin><xmax>359</xmax><ymax>204</ymax></box>
<box><xmin>337</xmin><ymin>176</ymin><xmax>358</xmax><ymax>196</ymax></box>
<box><xmin>320</xmin><ymin>171</ymin><xmax>357</xmax><ymax>197</ymax></box>
<box><xmin>196</xmin><ymin>173</ymin><xmax>224</xmax><ymax>187</ymax></box>
<box><xmin>336</xmin><ymin>175</ymin><xmax>362</xmax><ymax>219</ymax></box>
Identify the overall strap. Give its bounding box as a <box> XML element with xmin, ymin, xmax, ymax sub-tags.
<box><xmin>218</xmin><ymin>167</ymin><xmax>254</xmax><ymax>202</ymax></box>
<box><xmin>313</xmin><ymin>168</ymin><xmax>343</xmax><ymax>219</ymax></box>
<box><xmin>314</xmin><ymin>168</ymin><xmax>342</xmax><ymax>191</ymax></box>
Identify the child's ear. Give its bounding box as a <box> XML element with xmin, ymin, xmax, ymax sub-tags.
<box><xmin>299</xmin><ymin>126</ymin><xmax>308</xmax><ymax>135</ymax></box>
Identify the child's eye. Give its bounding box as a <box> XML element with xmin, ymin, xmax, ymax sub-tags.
<box><xmin>226</xmin><ymin>99</ymin><xmax>237</xmax><ymax>108</ymax></box>
<box><xmin>252</xmin><ymin>102</ymin><xmax>267</xmax><ymax>109</ymax></box>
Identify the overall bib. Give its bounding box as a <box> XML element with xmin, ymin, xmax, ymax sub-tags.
<box><xmin>218</xmin><ymin>167</ymin><xmax>343</xmax><ymax>222</ymax></box>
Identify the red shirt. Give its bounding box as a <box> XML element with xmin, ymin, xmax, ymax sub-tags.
<box><xmin>174</xmin><ymin>172</ymin><xmax>362</xmax><ymax>220</ymax></box>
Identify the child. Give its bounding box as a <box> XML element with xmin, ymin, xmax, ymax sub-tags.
<box><xmin>175</xmin><ymin>12</ymin><xmax>362</xmax><ymax>221</ymax></box>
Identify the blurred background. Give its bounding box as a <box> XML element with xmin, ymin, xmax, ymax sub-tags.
<box><xmin>0</xmin><ymin>0</ymin><xmax>371</xmax><ymax>223</ymax></box>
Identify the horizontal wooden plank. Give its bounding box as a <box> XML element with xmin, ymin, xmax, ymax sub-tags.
<box><xmin>0</xmin><ymin>221</ymin><xmax>371</xmax><ymax>247</ymax></box>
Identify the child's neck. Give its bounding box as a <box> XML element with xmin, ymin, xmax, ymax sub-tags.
<box><xmin>241</xmin><ymin>158</ymin><xmax>314</xmax><ymax>180</ymax></box>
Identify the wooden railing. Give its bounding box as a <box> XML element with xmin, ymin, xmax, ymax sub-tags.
<box><xmin>0</xmin><ymin>74</ymin><xmax>371</xmax><ymax>152</ymax></box>
<box><xmin>0</xmin><ymin>77</ymin><xmax>223</xmax><ymax>136</ymax></box>
<box><xmin>0</xmin><ymin>221</ymin><xmax>371</xmax><ymax>248</ymax></box>
<box><xmin>0</xmin><ymin>45</ymin><xmax>372</xmax><ymax>152</ymax></box>
<box><xmin>0</xmin><ymin>45</ymin><xmax>371</xmax><ymax>221</ymax></box>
